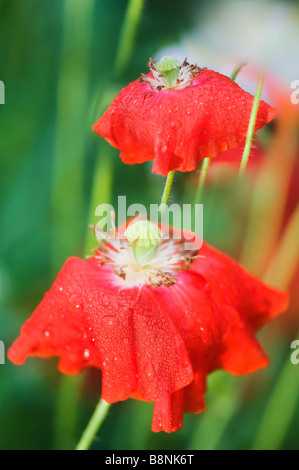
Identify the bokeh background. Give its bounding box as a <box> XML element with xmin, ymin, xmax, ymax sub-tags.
<box><xmin>0</xmin><ymin>0</ymin><xmax>299</xmax><ymax>450</ymax></box>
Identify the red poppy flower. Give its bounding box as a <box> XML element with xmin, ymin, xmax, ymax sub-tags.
<box><xmin>92</xmin><ymin>57</ymin><xmax>276</xmax><ymax>176</ymax></box>
<box><xmin>8</xmin><ymin>222</ymin><xmax>288</xmax><ymax>433</ymax></box>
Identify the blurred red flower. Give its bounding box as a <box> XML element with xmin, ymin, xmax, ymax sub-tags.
<box><xmin>8</xmin><ymin>226</ymin><xmax>288</xmax><ymax>432</ymax></box>
<box><xmin>93</xmin><ymin>59</ymin><xmax>276</xmax><ymax>176</ymax></box>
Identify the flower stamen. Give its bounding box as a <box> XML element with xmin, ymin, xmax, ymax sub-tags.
<box><xmin>139</xmin><ymin>57</ymin><xmax>205</xmax><ymax>91</ymax></box>
<box><xmin>92</xmin><ymin>225</ymin><xmax>198</xmax><ymax>288</ymax></box>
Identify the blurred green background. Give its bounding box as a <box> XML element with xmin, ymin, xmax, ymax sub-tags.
<box><xmin>0</xmin><ymin>0</ymin><xmax>298</xmax><ymax>450</ymax></box>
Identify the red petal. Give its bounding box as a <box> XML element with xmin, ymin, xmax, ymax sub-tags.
<box><xmin>93</xmin><ymin>70</ymin><xmax>276</xmax><ymax>175</ymax></box>
<box><xmin>8</xmin><ymin>258</ymin><xmax>194</xmax><ymax>412</ymax></box>
<box><xmin>192</xmin><ymin>243</ymin><xmax>289</xmax><ymax>329</ymax></box>
<box><xmin>183</xmin><ymin>372</ymin><xmax>207</xmax><ymax>413</ymax></box>
<box><xmin>218</xmin><ymin>307</ymin><xmax>269</xmax><ymax>375</ymax></box>
<box><xmin>152</xmin><ymin>390</ymin><xmax>184</xmax><ymax>433</ymax></box>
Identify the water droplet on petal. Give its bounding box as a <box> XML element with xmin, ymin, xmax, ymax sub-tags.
<box><xmin>101</xmin><ymin>315</ymin><xmax>119</xmax><ymax>329</ymax></box>
<box><xmin>102</xmin><ymin>294</ymin><xmax>111</xmax><ymax>307</ymax></box>
<box><xmin>186</xmin><ymin>106</ymin><xmax>194</xmax><ymax>115</ymax></box>
<box><xmin>144</xmin><ymin>362</ymin><xmax>156</xmax><ymax>382</ymax></box>
<box><xmin>83</xmin><ymin>349</ymin><xmax>90</xmax><ymax>359</ymax></box>
<box><xmin>44</xmin><ymin>325</ymin><xmax>52</xmax><ymax>338</ymax></box>
<box><xmin>113</xmin><ymin>354</ymin><xmax>122</xmax><ymax>365</ymax></box>
<box><xmin>68</xmin><ymin>294</ymin><xmax>82</xmax><ymax>312</ymax></box>
<box><xmin>171</xmin><ymin>120</ymin><xmax>181</xmax><ymax>129</ymax></box>
<box><xmin>104</xmin><ymin>352</ymin><xmax>122</xmax><ymax>365</ymax></box>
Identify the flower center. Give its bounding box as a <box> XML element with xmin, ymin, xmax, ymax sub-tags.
<box><xmin>139</xmin><ymin>56</ymin><xmax>205</xmax><ymax>91</ymax></box>
<box><xmin>93</xmin><ymin>221</ymin><xmax>199</xmax><ymax>289</ymax></box>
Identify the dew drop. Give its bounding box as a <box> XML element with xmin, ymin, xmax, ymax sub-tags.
<box><xmin>186</xmin><ymin>106</ymin><xmax>194</xmax><ymax>115</ymax></box>
<box><xmin>105</xmin><ymin>352</ymin><xmax>123</xmax><ymax>365</ymax></box>
<box><xmin>113</xmin><ymin>354</ymin><xmax>122</xmax><ymax>365</ymax></box>
<box><xmin>161</xmin><ymin>145</ymin><xmax>168</xmax><ymax>153</ymax></box>
<box><xmin>101</xmin><ymin>315</ymin><xmax>119</xmax><ymax>329</ymax></box>
<box><xmin>43</xmin><ymin>325</ymin><xmax>52</xmax><ymax>338</ymax></box>
<box><xmin>102</xmin><ymin>294</ymin><xmax>111</xmax><ymax>307</ymax></box>
<box><xmin>144</xmin><ymin>362</ymin><xmax>156</xmax><ymax>382</ymax></box>
<box><xmin>83</xmin><ymin>349</ymin><xmax>90</xmax><ymax>359</ymax></box>
<box><xmin>170</xmin><ymin>120</ymin><xmax>181</xmax><ymax>130</ymax></box>
<box><xmin>68</xmin><ymin>294</ymin><xmax>82</xmax><ymax>312</ymax></box>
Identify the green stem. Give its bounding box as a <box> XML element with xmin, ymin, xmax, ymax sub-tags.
<box><xmin>194</xmin><ymin>157</ymin><xmax>210</xmax><ymax>205</ymax></box>
<box><xmin>238</xmin><ymin>73</ymin><xmax>264</xmax><ymax>179</ymax></box>
<box><xmin>230</xmin><ymin>62</ymin><xmax>246</xmax><ymax>82</ymax></box>
<box><xmin>75</xmin><ymin>399</ymin><xmax>111</xmax><ymax>450</ymax></box>
<box><xmin>113</xmin><ymin>0</ymin><xmax>145</xmax><ymax>77</ymax></box>
<box><xmin>159</xmin><ymin>170</ymin><xmax>175</xmax><ymax>213</ymax></box>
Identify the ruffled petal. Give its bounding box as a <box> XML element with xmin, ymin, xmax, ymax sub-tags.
<box><xmin>192</xmin><ymin>244</ymin><xmax>289</xmax><ymax>330</ymax></box>
<box><xmin>8</xmin><ymin>258</ymin><xmax>194</xmax><ymax>413</ymax></box>
<box><xmin>183</xmin><ymin>372</ymin><xmax>207</xmax><ymax>413</ymax></box>
<box><xmin>93</xmin><ymin>69</ymin><xmax>276</xmax><ymax>175</ymax></box>
<box><xmin>8</xmin><ymin>234</ymin><xmax>289</xmax><ymax>433</ymax></box>
<box><xmin>152</xmin><ymin>390</ymin><xmax>184</xmax><ymax>433</ymax></box>
<box><xmin>218</xmin><ymin>307</ymin><xmax>269</xmax><ymax>375</ymax></box>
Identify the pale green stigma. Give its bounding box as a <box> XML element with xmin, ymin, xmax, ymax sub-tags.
<box><xmin>125</xmin><ymin>220</ymin><xmax>162</xmax><ymax>266</ymax></box>
<box><xmin>156</xmin><ymin>56</ymin><xmax>180</xmax><ymax>87</ymax></box>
